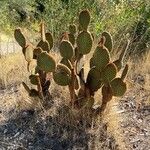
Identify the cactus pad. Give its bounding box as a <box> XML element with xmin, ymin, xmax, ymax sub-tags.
<box><xmin>37</xmin><ymin>51</ymin><xmax>56</xmax><ymax>72</ymax></box>
<box><xmin>37</xmin><ymin>40</ymin><xmax>50</xmax><ymax>52</ymax></box>
<box><xmin>102</xmin><ymin>84</ymin><xmax>113</xmax><ymax>102</ymax></box>
<box><xmin>113</xmin><ymin>59</ymin><xmax>122</xmax><ymax>71</ymax></box>
<box><xmin>79</xmin><ymin>10</ymin><xmax>90</xmax><ymax>31</ymax></box>
<box><xmin>60</xmin><ymin>58</ymin><xmax>72</xmax><ymax>70</ymax></box>
<box><xmin>101</xmin><ymin>63</ymin><xmax>117</xmax><ymax>83</ymax></box>
<box><xmin>76</xmin><ymin>31</ymin><xmax>93</xmax><ymax>54</ymax></box>
<box><xmin>102</xmin><ymin>32</ymin><xmax>113</xmax><ymax>52</ymax></box>
<box><xmin>74</xmin><ymin>47</ymin><xmax>82</xmax><ymax>61</ymax></box>
<box><xmin>45</xmin><ymin>32</ymin><xmax>53</xmax><ymax>50</ymax></box>
<box><xmin>33</xmin><ymin>47</ymin><xmax>43</xmax><ymax>58</ymax></box>
<box><xmin>29</xmin><ymin>74</ymin><xmax>39</xmax><ymax>85</ymax></box>
<box><xmin>14</xmin><ymin>28</ymin><xmax>26</xmax><ymax>48</ymax></box>
<box><xmin>69</xmin><ymin>24</ymin><xmax>77</xmax><ymax>34</ymax></box>
<box><xmin>86</xmin><ymin>67</ymin><xmax>102</xmax><ymax>92</ymax></box>
<box><xmin>68</xmin><ymin>33</ymin><xmax>75</xmax><ymax>46</ymax></box>
<box><xmin>90</xmin><ymin>45</ymin><xmax>110</xmax><ymax>70</ymax></box>
<box><xmin>60</xmin><ymin>40</ymin><xmax>74</xmax><ymax>59</ymax></box>
<box><xmin>110</xmin><ymin>78</ymin><xmax>127</xmax><ymax>96</ymax></box>
<box><xmin>53</xmin><ymin>64</ymin><xmax>71</xmax><ymax>86</ymax></box>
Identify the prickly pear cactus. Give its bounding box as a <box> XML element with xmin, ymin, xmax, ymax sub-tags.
<box><xmin>79</xmin><ymin>9</ymin><xmax>90</xmax><ymax>31</ymax></box>
<box><xmin>53</xmin><ymin>64</ymin><xmax>71</xmax><ymax>86</ymax></box>
<box><xmin>37</xmin><ymin>40</ymin><xmax>50</xmax><ymax>53</ymax></box>
<box><xmin>69</xmin><ymin>24</ymin><xmax>76</xmax><ymax>35</ymax></box>
<box><xmin>45</xmin><ymin>32</ymin><xmax>54</xmax><ymax>50</ymax></box>
<box><xmin>90</xmin><ymin>45</ymin><xmax>110</xmax><ymax>70</ymax></box>
<box><xmin>68</xmin><ymin>24</ymin><xmax>76</xmax><ymax>45</ymax></box>
<box><xmin>14</xmin><ymin>22</ymin><xmax>56</xmax><ymax>100</ymax></box>
<box><xmin>59</xmin><ymin>40</ymin><xmax>74</xmax><ymax>59</ymax></box>
<box><xmin>14</xmin><ymin>10</ymin><xmax>129</xmax><ymax>113</ymax></box>
<box><xmin>55</xmin><ymin>10</ymin><xmax>128</xmax><ymax>112</ymax></box>
<box><xmin>86</xmin><ymin>67</ymin><xmax>102</xmax><ymax>93</ymax></box>
<box><xmin>102</xmin><ymin>31</ymin><xmax>113</xmax><ymax>52</ymax></box>
<box><xmin>101</xmin><ymin>63</ymin><xmax>117</xmax><ymax>83</ymax></box>
<box><xmin>14</xmin><ymin>28</ymin><xmax>26</xmax><ymax>48</ymax></box>
<box><xmin>37</xmin><ymin>51</ymin><xmax>56</xmax><ymax>72</ymax></box>
<box><xmin>76</xmin><ymin>31</ymin><xmax>93</xmax><ymax>54</ymax></box>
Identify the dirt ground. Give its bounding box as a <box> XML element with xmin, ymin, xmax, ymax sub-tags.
<box><xmin>0</xmin><ymin>51</ymin><xmax>149</xmax><ymax>150</ymax></box>
<box><xmin>119</xmin><ymin>85</ymin><xmax>150</xmax><ymax>150</ymax></box>
<box><xmin>0</xmin><ymin>83</ymin><xmax>119</xmax><ymax>150</ymax></box>
<box><xmin>0</xmin><ymin>76</ymin><xmax>149</xmax><ymax>150</ymax></box>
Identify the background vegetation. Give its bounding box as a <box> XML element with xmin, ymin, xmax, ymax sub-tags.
<box><xmin>0</xmin><ymin>0</ymin><xmax>150</xmax><ymax>55</ymax></box>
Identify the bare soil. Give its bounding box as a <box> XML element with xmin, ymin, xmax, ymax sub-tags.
<box><xmin>0</xmin><ymin>84</ymin><xmax>119</xmax><ymax>150</ymax></box>
<box><xmin>0</xmin><ymin>74</ymin><xmax>149</xmax><ymax>150</ymax></box>
<box><xmin>119</xmin><ymin>85</ymin><xmax>150</xmax><ymax>150</ymax></box>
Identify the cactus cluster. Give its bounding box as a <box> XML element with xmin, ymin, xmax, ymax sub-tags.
<box><xmin>14</xmin><ymin>22</ymin><xmax>55</xmax><ymax>100</ymax></box>
<box><xmin>14</xmin><ymin>10</ymin><xmax>129</xmax><ymax>112</ymax></box>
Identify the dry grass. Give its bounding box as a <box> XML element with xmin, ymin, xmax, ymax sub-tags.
<box><xmin>127</xmin><ymin>51</ymin><xmax>150</xmax><ymax>90</ymax></box>
<box><xmin>103</xmin><ymin>97</ymin><xmax>127</xmax><ymax>150</ymax></box>
<box><xmin>0</xmin><ymin>49</ymin><xmax>150</xmax><ymax>149</ymax></box>
<box><xmin>0</xmin><ymin>52</ymin><xmax>28</xmax><ymax>88</ymax></box>
<box><xmin>127</xmin><ymin>51</ymin><xmax>150</xmax><ymax>106</ymax></box>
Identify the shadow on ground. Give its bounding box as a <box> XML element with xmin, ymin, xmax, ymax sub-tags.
<box><xmin>0</xmin><ymin>106</ymin><xmax>91</xmax><ymax>150</ymax></box>
<box><xmin>0</xmin><ymin>104</ymin><xmax>119</xmax><ymax>150</ymax></box>
<box><xmin>0</xmin><ymin>83</ymin><xmax>119</xmax><ymax>150</ymax></box>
